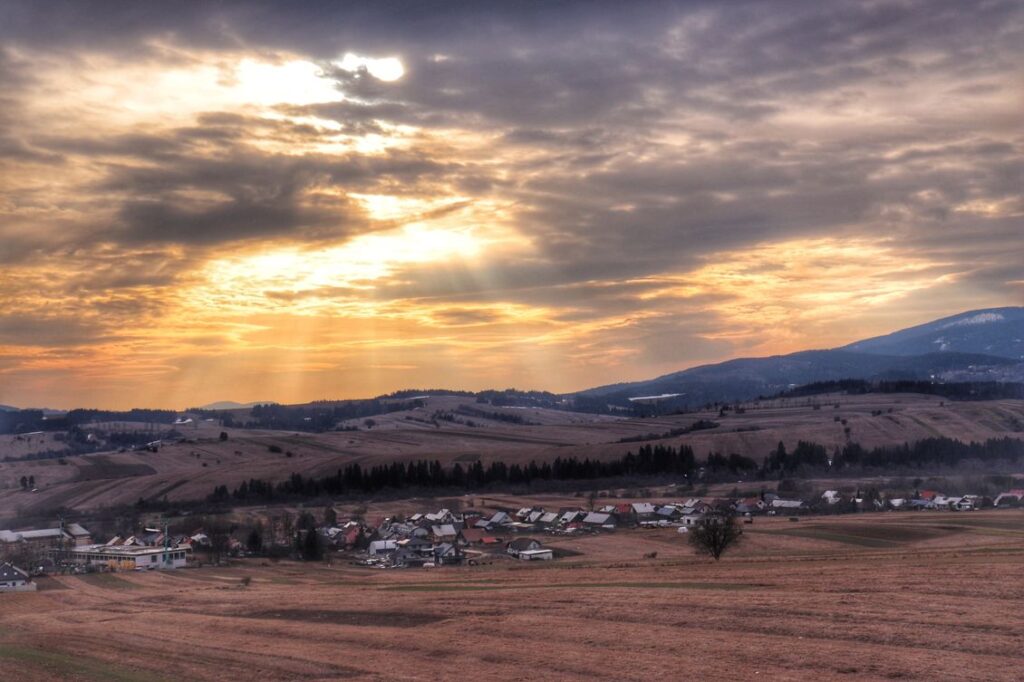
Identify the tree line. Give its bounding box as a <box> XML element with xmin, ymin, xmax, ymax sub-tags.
<box><xmin>776</xmin><ymin>380</ymin><xmax>1024</xmax><ymax>401</ymax></box>
<box><xmin>0</xmin><ymin>408</ymin><xmax>177</xmax><ymax>435</ymax></box>
<box><xmin>194</xmin><ymin>399</ymin><xmax>424</xmax><ymax>432</ymax></box>
<box><xmin>207</xmin><ymin>436</ymin><xmax>1022</xmax><ymax>504</ymax></box>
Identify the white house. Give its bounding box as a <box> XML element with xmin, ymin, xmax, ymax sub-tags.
<box><xmin>506</xmin><ymin>537</ymin><xmax>541</xmax><ymax>556</ymax></box>
<box><xmin>518</xmin><ymin>549</ymin><xmax>554</xmax><ymax>561</ymax></box>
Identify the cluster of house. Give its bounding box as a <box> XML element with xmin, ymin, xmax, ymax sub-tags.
<box><xmin>882</xmin><ymin>488</ymin><xmax>1024</xmax><ymax>511</ymax></box>
<box><xmin>351</xmin><ymin>486</ymin><xmax>1024</xmax><ymax>568</ymax></box>
<box><xmin>349</xmin><ymin>507</ymin><xmax>566</xmax><ymax>568</ymax></box>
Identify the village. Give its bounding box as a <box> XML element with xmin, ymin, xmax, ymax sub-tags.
<box><xmin>2</xmin><ymin>483</ymin><xmax>1022</xmax><ymax>591</ymax></box>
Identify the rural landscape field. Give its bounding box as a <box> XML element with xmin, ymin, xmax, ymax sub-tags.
<box><xmin>2</xmin><ymin>510</ymin><xmax>1023</xmax><ymax>681</ymax></box>
<box><xmin>3</xmin><ymin>1</ymin><xmax>1024</xmax><ymax>680</ymax></box>
<box><xmin>4</xmin><ymin>391</ymin><xmax>1023</xmax><ymax>519</ymax></box>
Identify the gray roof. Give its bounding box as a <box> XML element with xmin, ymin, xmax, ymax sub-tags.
<box><xmin>17</xmin><ymin>528</ymin><xmax>64</xmax><ymax>540</ymax></box>
<box><xmin>0</xmin><ymin>562</ymin><xmax>29</xmax><ymax>582</ymax></box>
<box><xmin>582</xmin><ymin>512</ymin><xmax>611</xmax><ymax>524</ymax></box>
<box><xmin>507</xmin><ymin>537</ymin><xmax>540</xmax><ymax>551</ymax></box>
<box><xmin>431</xmin><ymin>524</ymin><xmax>457</xmax><ymax>537</ymax></box>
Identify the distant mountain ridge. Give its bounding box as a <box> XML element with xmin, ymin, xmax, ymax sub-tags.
<box><xmin>197</xmin><ymin>401</ymin><xmax>277</xmax><ymax>411</ymax></box>
<box><xmin>575</xmin><ymin>307</ymin><xmax>1024</xmax><ymax>408</ymax></box>
<box><xmin>842</xmin><ymin>306</ymin><xmax>1024</xmax><ymax>359</ymax></box>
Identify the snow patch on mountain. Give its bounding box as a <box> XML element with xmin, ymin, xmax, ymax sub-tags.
<box><xmin>943</xmin><ymin>312</ymin><xmax>1005</xmax><ymax>328</ymax></box>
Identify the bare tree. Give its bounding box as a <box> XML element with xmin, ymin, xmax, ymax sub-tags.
<box><xmin>688</xmin><ymin>513</ymin><xmax>742</xmax><ymax>560</ymax></box>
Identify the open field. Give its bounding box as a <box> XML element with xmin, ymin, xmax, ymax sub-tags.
<box><xmin>1</xmin><ymin>510</ymin><xmax>1022</xmax><ymax>681</ymax></box>
<box><xmin>2</xmin><ymin>393</ymin><xmax>1023</xmax><ymax>518</ymax></box>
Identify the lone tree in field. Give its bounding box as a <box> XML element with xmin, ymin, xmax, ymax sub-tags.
<box><xmin>688</xmin><ymin>512</ymin><xmax>742</xmax><ymax>560</ymax></box>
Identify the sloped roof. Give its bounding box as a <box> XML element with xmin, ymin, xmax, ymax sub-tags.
<box><xmin>431</xmin><ymin>524</ymin><xmax>457</xmax><ymax>537</ymax></box>
<box><xmin>507</xmin><ymin>537</ymin><xmax>540</xmax><ymax>551</ymax></box>
<box><xmin>0</xmin><ymin>562</ymin><xmax>29</xmax><ymax>582</ymax></box>
<box><xmin>18</xmin><ymin>528</ymin><xmax>65</xmax><ymax>540</ymax></box>
<box><xmin>583</xmin><ymin>512</ymin><xmax>611</xmax><ymax>524</ymax></box>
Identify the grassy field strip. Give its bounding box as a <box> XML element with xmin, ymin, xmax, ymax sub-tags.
<box><xmin>379</xmin><ymin>581</ymin><xmax>767</xmax><ymax>592</ymax></box>
<box><xmin>0</xmin><ymin>643</ymin><xmax>173</xmax><ymax>682</ymax></box>
<box><xmin>72</xmin><ymin>574</ymin><xmax>141</xmax><ymax>590</ymax></box>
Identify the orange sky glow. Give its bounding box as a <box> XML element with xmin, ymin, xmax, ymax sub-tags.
<box><xmin>1</xmin><ymin>4</ymin><xmax>1021</xmax><ymax>409</ymax></box>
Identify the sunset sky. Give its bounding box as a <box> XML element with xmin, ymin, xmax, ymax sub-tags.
<box><xmin>1</xmin><ymin>1</ymin><xmax>1022</xmax><ymax>410</ymax></box>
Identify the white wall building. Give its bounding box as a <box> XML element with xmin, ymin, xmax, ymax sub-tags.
<box><xmin>70</xmin><ymin>545</ymin><xmax>189</xmax><ymax>570</ymax></box>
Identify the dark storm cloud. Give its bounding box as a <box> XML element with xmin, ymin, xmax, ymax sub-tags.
<box><xmin>2</xmin><ymin>0</ymin><xmax>1021</xmax><ymax>302</ymax></box>
<box><xmin>0</xmin><ymin>314</ymin><xmax>112</xmax><ymax>347</ymax></box>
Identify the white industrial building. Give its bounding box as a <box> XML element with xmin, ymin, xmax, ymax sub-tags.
<box><xmin>70</xmin><ymin>544</ymin><xmax>190</xmax><ymax>571</ymax></box>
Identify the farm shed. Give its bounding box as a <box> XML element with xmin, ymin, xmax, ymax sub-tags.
<box><xmin>518</xmin><ymin>549</ymin><xmax>554</xmax><ymax>561</ymax></box>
